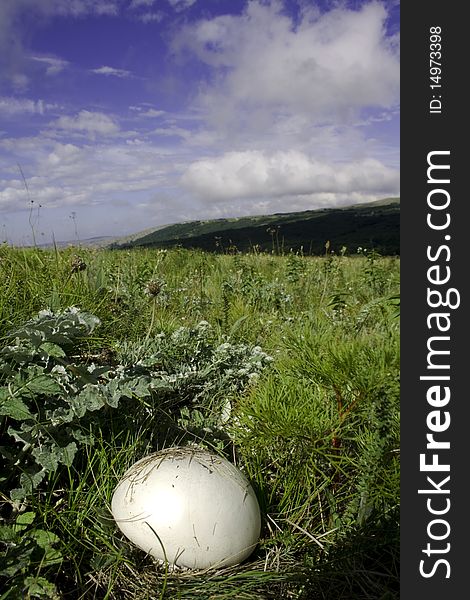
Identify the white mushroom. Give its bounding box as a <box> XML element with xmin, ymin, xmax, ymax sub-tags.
<box><xmin>111</xmin><ymin>446</ymin><xmax>261</xmax><ymax>569</ymax></box>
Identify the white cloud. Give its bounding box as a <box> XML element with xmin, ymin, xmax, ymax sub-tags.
<box><xmin>140</xmin><ymin>109</ymin><xmax>166</xmax><ymax>118</ymax></box>
<box><xmin>0</xmin><ymin>134</ymin><xmax>180</xmax><ymax>216</ymax></box>
<box><xmin>93</xmin><ymin>1</ymin><xmax>119</xmax><ymax>15</ymax></box>
<box><xmin>44</xmin><ymin>142</ymin><xmax>82</xmax><ymax>166</ymax></box>
<box><xmin>181</xmin><ymin>150</ymin><xmax>399</xmax><ymax>201</ymax></box>
<box><xmin>0</xmin><ymin>96</ymin><xmax>41</xmax><ymax>116</ymax></box>
<box><xmin>11</xmin><ymin>74</ymin><xmax>29</xmax><ymax>92</ymax></box>
<box><xmin>0</xmin><ymin>181</ymin><xmax>25</xmax><ymax>211</ymax></box>
<box><xmin>30</xmin><ymin>55</ymin><xmax>69</xmax><ymax>75</ymax></box>
<box><xmin>138</xmin><ymin>12</ymin><xmax>164</xmax><ymax>23</ymax></box>
<box><xmin>173</xmin><ymin>1</ymin><xmax>399</xmax><ymax>129</ymax></box>
<box><xmin>129</xmin><ymin>105</ymin><xmax>166</xmax><ymax>118</ymax></box>
<box><xmin>50</xmin><ymin>110</ymin><xmax>120</xmax><ymax>136</ymax></box>
<box><xmin>0</xmin><ymin>96</ymin><xmax>58</xmax><ymax>116</ymax></box>
<box><xmin>168</xmin><ymin>0</ymin><xmax>197</xmax><ymax>12</ymax></box>
<box><xmin>91</xmin><ymin>65</ymin><xmax>132</xmax><ymax>78</ymax></box>
<box><xmin>129</xmin><ymin>0</ymin><xmax>157</xmax><ymax>8</ymax></box>
<box><xmin>153</xmin><ymin>126</ymin><xmax>190</xmax><ymax>138</ymax></box>
<box><xmin>44</xmin><ymin>1</ymin><xmax>121</xmax><ymax>17</ymax></box>
<box><xmin>0</xmin><ymin>1</ymin><xmax>121</xmax><ymax>23</ymax></box>
<box><xmin>128</xmin><ymin>0</ymin><xmax>163</xmax><ymax>22</ymax></box>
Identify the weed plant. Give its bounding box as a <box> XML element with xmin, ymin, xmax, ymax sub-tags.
<box><xmin>0</xmin><ymin>244</ymin><xmax>399</xmax><ymax>599</ymax></box>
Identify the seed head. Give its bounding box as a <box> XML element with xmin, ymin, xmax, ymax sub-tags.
<box><xmin>145</xmin><ymin>279</ymin><xmax>164</xmax><ymax>298</ymax></box>
<box><xmin>71</xmin><ymin>255</ymin><xmax>87</xmax><ymax>273</ymax></box>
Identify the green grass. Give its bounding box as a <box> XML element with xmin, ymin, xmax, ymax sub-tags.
<box><xmin>0</xmin><ymin>244</ymin><xmax>399</xmax><ymax>599</ymax></box>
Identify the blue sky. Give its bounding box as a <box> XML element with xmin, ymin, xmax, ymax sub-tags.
<box><xmin>0</xmin><ymin>0</ymin><xmax>399</xmax><ymax>245</ymax></box>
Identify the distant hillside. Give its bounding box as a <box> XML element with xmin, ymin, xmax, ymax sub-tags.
<box><xmin>34</xmin><ymin>236</ymin><xmax>115</xmax><ymax>249</ymax></box>
<box><xmin>109</xmin><ymin>197</ymin><xmax>400</xmax><ymax>255</ymax></box>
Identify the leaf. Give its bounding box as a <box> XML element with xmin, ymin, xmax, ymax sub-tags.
<box><xmin>106</xmin><ymin>376</ymin><xmax>152</xmax><ymax>406</ymax></box>
<box><xmin>31</xmin><ymin>447</ymin><xmax>60</xmax><ymax>472</ymax></box>
<box><xmin>32</xmin><ymin>442</ymin><xmax>77</xmax><ymax>472</ymax></box>
<box><xmin>76</xmin><ymin>310</ymin><xmax>101</xmax><ymax>332</ymax></box>
<box><xmin>14</xmin><ymin>328</ymin><xmax>45</xmax><ymax>347</ymax></box>
<box><xmin>7</xmin><ymin>422</ymin><xmax>35</xmax><ymax>445</ymax></box>
<box><xmin>0</xmin><ymin>538</ymin><xmax>36</xmax><ymax>577</ymax></box>
<box><xmin>25</xmin><ymin>375</ymin><xmax>63</xmax><ymax>396</ymax></box>
<box><xmin>13</xmin><ymin>511</ymin><xmax>36</xmax><ymax>534</ymax></box>
<box><xmin>69</xmin><ymin>427</ymin><xmax>94</xmax><ymax>446</ymax></box>
<box><xmin>58</xmin><ymin>441</ymin><xmax>77</xmax><ymax>467</ymax></box>
<box><xmin>74</xmin><ymin>385</ymin><xmax>106</xmax><ymax>415</ymax></box>
<box><xmin>65</xmin><ymin>363</ymin><xmax>107</xmax><ymax>385</ymax></box>
<box><xmin>0</xmin><ymin>361</ymin><xmax>15</xmax><ymax>376</ymax></box>
<box><xmin>39</xmin><ymin>342</ymin><xmax>66</xmax><ymax>359</ymax></box>
<box><xmin>30</xmin><ymin>530</ymin><xmax>62</xmax><ymax>565</ymax></box>
<box><xmin>11</xmin><ymin>470</ymin><xmax>46</xmax><ymax>501</ymax></box>
<box><xmin>0</xmin><ymin>344</ymin><xmax>37</xmax><ymax>365</ymax></box>
<box><xmin>10</xmin><ymin>308</ymin><xmax>100</xmax><ymax>353</ymax></box>
<box><xmin>49</xmin><ymin>405</ymin><xmax>75</xmax><ymax>424</ymax></box>
<box><xmin>23</xmin><ymin>576</ymin><xmax>59</xmax><ymax>598</ymax></box>
<box><xmin>30</xmin><ymin>529</ymin><xmax>60</xmax><ymax>547</ymax></box>
<box><xmin>0</xmin><ymin>391</ymin><xmax>33</xmax><ymax>420</ymax></box>
<box><xmin>0</xmin><ymin>524</ymin><xmax>17</xmax><ymax>542</ymax></box>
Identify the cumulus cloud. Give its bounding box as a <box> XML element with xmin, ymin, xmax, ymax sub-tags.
<box><xmin>0</xmin><ymin>136</ymin><xmax>175</xmax><ymax>214</ymax></box>
<box><xmin>181</xmin><ymin>150</ymin><xmax>399</xmax><ymax>201</ymax></box>
<box><xmin>50</xmin><ymin>110</ymin><xmax>120</xmax><ymax>136</ymax></box>
<box><xmin>91</xmin><ymin>65</ymin><xmax>133</xmax><ymax>78</ymax></box>
<box><xmin>0</xmin><ymin>96</ymin><xmax>48</xmax><ymax>116</ymax></box>
<box><xmin>173</xmin><ymin>1</ymin><xmax>399</xmax><ymax>129</ymax></box>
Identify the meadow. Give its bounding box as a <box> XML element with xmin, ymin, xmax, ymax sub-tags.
<box><xmin>0</xmin><ymin>244</ymin><xmax>400</xmax><ymax>599</ymax></box>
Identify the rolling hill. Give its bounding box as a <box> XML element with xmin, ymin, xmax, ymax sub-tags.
<box><xmin>109</xmin><ymin>197</ymin><xmax>400</xmax><ymax>255</ymax></box>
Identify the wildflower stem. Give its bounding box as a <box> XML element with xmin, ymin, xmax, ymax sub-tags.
<box><xmin>145</xmin><ymin>298</ymin><xmax>157</xmax><ymax>342</ymax></box>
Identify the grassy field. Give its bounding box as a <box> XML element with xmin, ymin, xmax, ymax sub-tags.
<box><xmin>0</xmin><ymin>244</ymin><xmax>400</xmax><ymax>599</ymax></box>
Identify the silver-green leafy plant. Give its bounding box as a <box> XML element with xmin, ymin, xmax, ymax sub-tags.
<box><xmin>0</xmin><ymin>308</ymin><xmax>272</xmax><ymax>505</ymax></box>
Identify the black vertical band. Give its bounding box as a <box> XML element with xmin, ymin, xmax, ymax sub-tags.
<box><xmin>401</xmin><ymin>3</ymin><xmax>467</xmax><ymax>597</ymax></box>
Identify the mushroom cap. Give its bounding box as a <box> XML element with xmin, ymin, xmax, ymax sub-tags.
<box><xmin>111</xmin><ymin>446</ymin><xmax>261</xmax><ymax>569</ymax></box>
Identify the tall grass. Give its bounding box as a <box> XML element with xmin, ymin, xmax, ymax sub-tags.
<box><xmin>0</xmin><ymin>244</ymin><xmax>399</xmax><ymax>599</ymax></box>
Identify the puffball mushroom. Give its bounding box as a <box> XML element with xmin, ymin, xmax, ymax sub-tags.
<box><xmin>111</xmin><ymin>447</ymin><xmax>261</xmax><ymax>569</ymax></box>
